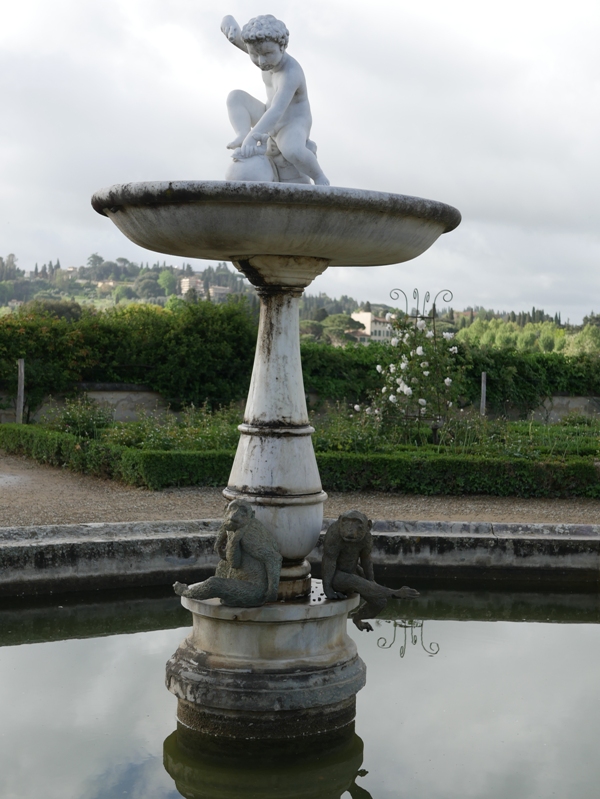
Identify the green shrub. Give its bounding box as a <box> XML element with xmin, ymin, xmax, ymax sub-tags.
<box><xmin>3</xmin><ymin>300</ymin><xmax>600</xmax><ymax>416</ymax></box>
<box><xmin>118</xmin><ymin>449</ymin><xmax>234</xmax><ymax>489</ymax></box>
<box><xmin>460</xmin><ymin>349</ymin><xmax>600</xmax><ymax>413</ymax></box>
<box><xmin>300</xmin><ymin>341</ymin><xmax>392</xmax><ymax>403</ymax></box>
<box><xmin>316</xmin><ymin>451</ymin><xmax>600</xmax><ymax>497</ymax></box>
<box><xmin>0</xmin><ymin>424</ymin><xmax>124</xmax><ymax>478</ymax></box>
<box><xmin>4</xmin><ymin>423</ymin><xmax>599</xmax><ymax>496</ymax></box>
<box><xmin>0</xmin><ymin>299</ymin><xmax>257</xmax><ymax>413</ymax></box>
<box><xmin>101</xmin><ymin>403</ymin><xmax>241</xmax><ymax>451</ymax></box>
<box><xmin>45</xmin><ymin>395</ymin><xmax>114</xmax><ymax>439</ymax></box>
<box><xmin>74</xmin><ymin>300</ymin><xmax>257</xmax><ymax>407</ymax></box>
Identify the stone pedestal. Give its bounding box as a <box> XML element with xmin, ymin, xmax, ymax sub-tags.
<box><xmin>166</xmin><ymin>581</ymin><xmax>366</xmax><ymax>740</ymax></box>
<box><xmin>223</xmin><ymin>256</ymin><xmax>331</xmax><ymax>597</ymax></box>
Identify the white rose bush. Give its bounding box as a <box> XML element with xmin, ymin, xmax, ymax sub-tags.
<box><xmin>368</xmin><ymin>310</ymin><xmax>464</xmax><ymax>442</ymax></box>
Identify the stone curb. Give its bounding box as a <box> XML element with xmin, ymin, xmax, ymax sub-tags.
<box><xmin>0</xmin><ymin>518</ymin><xmax>599</xmax><ymax>596</ymax></box>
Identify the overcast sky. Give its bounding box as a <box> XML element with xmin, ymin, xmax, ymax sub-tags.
<box><xmin>1</xmin><ymin>0</ymin><xmax>599</xmax><ymax>321</ymax></box>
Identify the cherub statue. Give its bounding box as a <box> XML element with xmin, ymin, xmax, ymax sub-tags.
<box><xmin>174</xmin><ymin>500</ymin><xmax>282</xmax><ymax>607</ymax></box>
<box><xmin>221</xmin><ymin>13</ymin><xmax>329</xmax><ymax>186</ymax></box>
<box><xmin>322</xmin><ymin>511</ymin><xmax>420</xmax><ymax>632</ymax></box>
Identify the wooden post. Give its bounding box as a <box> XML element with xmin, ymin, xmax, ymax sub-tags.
<box><xmin>16</xmin><ymin>359</ymin><xmax>25</xmax><ymax>424</ymax></box>
<box><xmin>480</xmin><ymin>371</ymin><xmax>487</xmax><ymax>417</ymax></box>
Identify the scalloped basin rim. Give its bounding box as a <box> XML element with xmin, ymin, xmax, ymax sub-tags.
<box><xmin>91</xmin><ymin>180</ymin><xmax>461</xmax><ymax>268</ymax></box>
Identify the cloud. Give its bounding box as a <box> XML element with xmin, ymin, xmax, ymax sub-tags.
<box><xmin>0</xmin><ymin>0</ymin><xmax>598</xmax><ymax>320</ymax></box>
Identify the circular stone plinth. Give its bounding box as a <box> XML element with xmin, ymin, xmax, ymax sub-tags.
<box><xmin>166</xmin><ymin>580</ymin><xmax>366</xmax><ymax>740</ymax></box>
<box><xmin>91</xmin><ymin>180</ymin><xmax>461</xmax><ymax>267</ymax></box>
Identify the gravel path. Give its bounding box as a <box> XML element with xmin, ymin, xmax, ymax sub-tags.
<box><xmin>2</xmin><ymin>452</ymin><xmax>600</xmax><ymax>527</ymax></box>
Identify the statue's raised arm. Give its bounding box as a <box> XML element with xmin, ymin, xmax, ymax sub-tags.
<box><xmin>221</xmin><ymin>15</ymin><xmax>248</xmax><ymax>53</ymax></box>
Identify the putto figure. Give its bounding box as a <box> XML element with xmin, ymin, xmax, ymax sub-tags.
<box><xmin>322</xmin><ymin>511</ymin><xmax>419</xmax><ymax>631</ymax></box>
<box><xmin>174</xmin><ymin>500</ymin><xmax>282</xmax><ymax>607</ymax></box>
<box><xmin>221</xmin><ymin>13</ymin><xmax>329</xmax><ymax>185</ymax></box>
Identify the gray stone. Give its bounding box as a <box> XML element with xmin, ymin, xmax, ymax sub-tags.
<box><xmin>166</xmin><ymin>580</ymin><xmax>366</xmax><ymax>739</ymax></box>
<box><xmin>91</xmin><ymin>181</ymin><xmax>460</xmax><ymax>266</ymax></box>
<box><xmin>322</xmin><ymin>510</ymin><xmax>419</xmax><ymax>632</ymax></box>
<box><xmin>1</xmin><ymin>518</ymin><xmax>600</xmax><ymax>596</ymax></box>
<box><xmin>173</xmin><ymin>500</ymin><xmax>282</xmax><ymax>607</ymax></box>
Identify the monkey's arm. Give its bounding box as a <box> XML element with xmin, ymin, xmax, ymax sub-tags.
<box><xmin>322</xmin><ymin>530</ymin><xmax>347</xmax><ymax>600</ymax></box>
<box><xmin>215</xmin><ymin>525</ymin><xmax>228</xmax><ymax>559</ymax></box>
<box><xmin>226</xmin><ymin>529</ymin><xmax>244</xmax><ymax>569</ymax></box>
<box><xmin>359</xmin><ymin>546</ymin><xmax>375</xmax><ymax>582</ymax></box>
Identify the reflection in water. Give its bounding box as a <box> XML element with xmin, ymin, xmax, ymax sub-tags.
<box><xmin>163</xmin><ymin>728</ymin><xmax>373</xmax><ymax>799</ymax></box>
<box><xmin>376</xmin><ymin>619</ymin><xmax>440</xmax><ymax>658</ymax></box>
<box><xmin>2</xmin><ymin>592</ymin><xmax>600</xmax><ymax>798</ymax></box>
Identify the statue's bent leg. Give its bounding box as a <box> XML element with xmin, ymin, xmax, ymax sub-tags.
<box><xmin>275</xmin><ymin>125</ymin><xmax>329</xmax><ymax>185</ymax></box>
<box><xmin>226</xmin><ymin>90</ymin><xmax>265</xmax><ymax>148</ymax></box>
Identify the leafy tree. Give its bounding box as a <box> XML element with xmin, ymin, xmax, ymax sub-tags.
<box><xmin>321</xmin><ymin>314</ymin><xmax>364</xmax><ymax>345</ymax></box>
<box><xmin>0</xmin><ymin>254</ymin><xmax>23</xmax><ymax>281</ymax></box>
<box><xmin>22</xmin><ymin>299</ymin><xmax>83</xmax><ymax>322</ymax></box>
<box><xmin>299</xmin><ymin>319</ymin><xmax>324</xmax><ymax>340</ymax></box>
<box><xmin>113</xmin><ymin>285</ymin><xmax>137</xmax><ymax>303</ymax></box>
<box><xmin>87</xmin><ymin>253</ymin><xmax>104</xmax><ymax>269</ymax></box>
<box><xmin>583</xmin><ymin>312</ymin><xmax>600</xmax><ymax>328</ymax></box>
<box><xmin>135</xmin><ymin>275</ymin><xmax>165</xmax><ymax>299</ymax></box>
<box><xmin>158</xmin><ymin>270</ymin><xmax>177</xmax><ymax>296</ymax></box>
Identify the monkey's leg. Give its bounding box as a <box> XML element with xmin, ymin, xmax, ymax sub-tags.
<box><xmin>175</xmin><ymin>576</ymin><xmax>270</xmax><ymax>608</ymax></box>
<box><xmin>174</xmin><ymin>576</ymin><xmax>230</xmax><ymax>600</ymax></box>
<box><xmin>332</xmin><ymin>573</ymin><xmax>390</xmax><ymax>632</ymax></box>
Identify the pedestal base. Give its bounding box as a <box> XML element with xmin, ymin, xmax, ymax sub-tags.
<box><xmin>166</xmin><ymin>580</ymin><xmax>366</xmax><ymax>740</ymax></box>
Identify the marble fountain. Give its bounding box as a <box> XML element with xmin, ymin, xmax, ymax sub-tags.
<box><xmin>92</xmin><ymin>13</ymin><xmax>460</xmax><ymax>749</ymax></box>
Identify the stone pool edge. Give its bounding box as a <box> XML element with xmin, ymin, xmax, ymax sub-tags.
<box><xmin>0</xmin><ymin>519</ymin><xmax>599</xmax><ymax>596</ymax></box>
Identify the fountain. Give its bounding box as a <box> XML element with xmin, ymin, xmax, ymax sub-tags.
<box><xmin>91</xmin><ymin>13</ymin><xmax>460</xmax><ymax>746</ymax></box>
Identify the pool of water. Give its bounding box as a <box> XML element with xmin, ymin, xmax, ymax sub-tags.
<box><xmin>0</xmin><ymin>589</ymin><xmax>599</xmax><ymax>798</ymax></box>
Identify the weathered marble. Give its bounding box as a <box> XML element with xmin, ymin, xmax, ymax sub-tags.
<box><xmin>166</xmin><ymin>580</ymin><xmax>365</xmax><ymax>739</ymax></box>
<box><xmin>91</xmin><ymin>181</ymin><xmax>461</xmax><ymax>267</ymax></box>
<box><xmin>221</xmin><ymin>14</ymin><xmax>328</xmax><ymax>185</ymax></box>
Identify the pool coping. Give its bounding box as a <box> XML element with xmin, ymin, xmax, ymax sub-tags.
<box><xmin>0</xmin><ymin>518</ymin><xmax>599</xmax><ymax>596</ymax></box>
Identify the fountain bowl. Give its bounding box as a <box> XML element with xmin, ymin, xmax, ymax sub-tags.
<box><xmin>92</xmin><ymin>180</ymin><xmax>461</xmax><ymax>267</ymax></box>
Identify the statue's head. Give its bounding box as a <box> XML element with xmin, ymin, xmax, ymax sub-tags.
<box><xmin>226</xmin><ymin>499</ymin><xmax>255</xmax><ymax>529</ymax></box>
<box><xmin>242</xmin><ymin>15</ymin><xmax>289</xmax><ymax>71</ymax></box>
<box><xmin>338</xmin><ymin>510</ymin><xmax>372</xmax><ymax>542</ymax></box>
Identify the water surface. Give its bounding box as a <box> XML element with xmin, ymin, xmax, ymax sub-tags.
<box><xmin>0</xmin><ymin>590</ymin><xmax>598</xmax><ymax>798</ymax></box>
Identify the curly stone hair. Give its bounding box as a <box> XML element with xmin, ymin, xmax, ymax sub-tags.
<box><xmin>241</xmin><ymin>15</ymin><xmax>289</xmax><ymax>49</ymax></box>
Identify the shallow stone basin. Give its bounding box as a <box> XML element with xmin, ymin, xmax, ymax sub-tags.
<box><xmin>91</xmin><ymin>180</ymin><xmax>461</xmax><ymax>266</ymax></box>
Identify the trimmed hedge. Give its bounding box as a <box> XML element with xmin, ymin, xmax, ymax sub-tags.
<box><xmin>0</xmin><ymin>424</ymin><xmax>233</xmax><ymax>489</ymax></box>
<box><xmin>119</xmin><ymin>449</ymin><xmax>233</xmax><ymax>490</ymax></box>
<box><xmin>2</xmin><ymin>425</ymin><xmax>600</xmax><ymax>497</ymax></box>
<box><xmin>316</xmin><ymin>452</ymin><xmax>600</xmax><ymax>497</ymax></box>
<box><xmin>0</xmin><ymin>424</ymin><xmax>126</xmax><ymax>478</ymax></box>
<box><xmin>460</xmin><ymin>349</ymin><xmax>600</xmax><ymax>412</ymax></box>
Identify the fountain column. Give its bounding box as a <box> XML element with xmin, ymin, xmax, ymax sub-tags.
<box><xmin>224</xmin><ymin>255</ymin><xmax>330</xmax><ymax>597</ymax></box>
<box><xmin>164</xmin><ymin>254</ymin><xmax>369</xmax><ymax>743</ymax></box>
